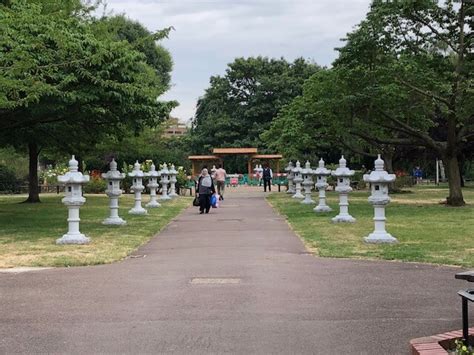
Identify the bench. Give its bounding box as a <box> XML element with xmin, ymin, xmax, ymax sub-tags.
<box><xmin>455</xmin><ymin>271</ymin><xmax>474</xmax><ymax>347</ymax></box>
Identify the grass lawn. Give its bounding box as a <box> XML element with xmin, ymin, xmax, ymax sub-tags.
<box><xmin>267</xmin><ymin>184</ymin><xmax>474</xmax><ymax>267</ymax></box>
<box><xmin>0</xmin><ymin>193</ymin><xmax>191</xmax><ymax>268</ymax></box>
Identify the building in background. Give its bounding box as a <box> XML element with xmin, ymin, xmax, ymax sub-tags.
<box><xmin>163</xmin><ymin>117</ymin><xmax>188</xmax><ymax>138</ymax></box>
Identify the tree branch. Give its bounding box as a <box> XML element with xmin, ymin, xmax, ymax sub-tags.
<box><xmin>395</xmin><ymin>77</ymin><xmax>451</xmax><ymax>108</ymax></box>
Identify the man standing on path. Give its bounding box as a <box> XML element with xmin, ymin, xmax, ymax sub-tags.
<box><xmin>215</xmin><ymin>164</ymin><xmax>227</xmax><ymax>200</ymax></box>
<box><xmin>262</xmin><ymin>164</ymin><xmax>273</xmax><ymax>192</ymax></box>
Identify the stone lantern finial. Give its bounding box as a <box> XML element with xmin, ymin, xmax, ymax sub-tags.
<box><xmin>374</xmin><ymin>154</ymin><xmax>384</xmax><ymax>171</ymax></box>
<box><xmin>110</xmin><ymin>158</ymin><xmax>117</xmax><ymax>171</ymax></box>
<box><xmin>318</xmin><ymin>158</ymin><xmax>325</xmax><ymax>168</ymax></box>
<box><xmin>305</xmin><ymin>160</ymin><xmax>311</xmax><ymax>169</ymax></box>
<box><xmin>339</xmin><ymin>155</ymin><xmax>347</xmax><ymax>168</ymax></box>
<box><xmin>69</xmin><ymin>155</ymin><xmax>79</xmax><ymax>172</ymax></box>
<box><xmin>134</xmin><ymin>160</ymin><xmax>140</xmax><ymax>170</ymax></box>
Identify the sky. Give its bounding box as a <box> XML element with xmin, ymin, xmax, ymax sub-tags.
<box><xmin>104</xmin><ymin>0</ymin><xmax>372</xmax><ymax>122</ymax></box>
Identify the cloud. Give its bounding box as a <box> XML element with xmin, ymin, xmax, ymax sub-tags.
<box><xmin>105</xmin><ymin>0</ymin><xmax>371</xmax><ymax>121</ymax></box>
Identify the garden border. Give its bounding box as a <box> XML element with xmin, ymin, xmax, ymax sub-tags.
<box><xmin>410</xmin><ymin>327</ymin><xmax>473</xmax><ymax>354</ymax></box>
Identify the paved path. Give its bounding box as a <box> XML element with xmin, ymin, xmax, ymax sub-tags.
<box><xmin>0</xmin><ymin>190</ymin><xmax>467</xmax><ymax>354</ymax></box>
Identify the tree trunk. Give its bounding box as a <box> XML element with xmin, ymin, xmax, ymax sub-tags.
<box><xmin>24</xmin><ymin>142</ymin><xmax>41</xmax><ymax>203</ymax></box>
<box><xmin>444</xmin><ymin>155</ymin><xmax>465</xmax><ymax>206</ymax></box>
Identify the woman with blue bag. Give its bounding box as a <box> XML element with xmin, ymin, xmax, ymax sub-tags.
<box><xmin>197</xmin><ymin>168</ymin><xmax>216</xmax><ymax>214</ymax></box>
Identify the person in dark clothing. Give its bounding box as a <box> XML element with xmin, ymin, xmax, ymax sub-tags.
<box><xmin>262</xmin><ymin>164</ymin><xmax>273</xmax><ymax>192</ymax></box>
<box><xmin>197</xmin><ymin>168</ymin><xmax>216</xmax><ymax>214</ymax></box>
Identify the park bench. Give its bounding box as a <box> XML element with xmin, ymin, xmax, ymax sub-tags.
<box><xmin>455</xmin><ymin>270</ymin><xmax>474</xmax><ymax>347</ymax></box>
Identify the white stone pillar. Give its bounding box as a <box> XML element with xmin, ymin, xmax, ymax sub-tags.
<box><xmin>363</xmin><ymin>155</ymin><xmax>398</xmax><ymax>243</ymax></box>
<box><xmin>128</xmin><ymin>161</ymin><xmax>147</xmax><ymax>215</ymax></box>
<box><xmin>332</xmin><ymin>156</ymin><xmax>356</xmax><ymax>223</ymax></box>
<box><xmin>301</xmin><ymin>161</ymin><xmax>315</xmax><ymax>204</ymax></box>
<box><xmin>160</xmin><ymin>163</ymin><xmax>171</xmax><ymax>200</ymax></box>
<box><xmin>102</xmin><ymin>159</ymin><xmax>126</xmax><ymax>225</ymax></box>
<box><xmin>314</xmin><ymin>158</ymin><xmax>332</xmax><ymax>212</ymax></box>
<box><xmin>292</xmin><ymin>161</ymin><xmax>304</xmax><ymax>199</ymax></box>
<box><xmin>168</xmin><ymin>164</ymin><xmax>178</xmax><ymax>198</ymax></box>
<box><xmin>146</xmin><ymin>163</ymin><xmax>161</xmax><ymax>208</ymax></box>
<box><xmin>285</xmin><ymin>162</ymin><xmax>295</xmax><ymax>194</ymax></box>
<box><xmin>56</xmin><ymin>155</ymin><xmax>90</xmax><ymax>244</ymax></box>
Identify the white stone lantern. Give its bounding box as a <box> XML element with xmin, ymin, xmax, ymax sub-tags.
<box><xmin>292</xmin><ymin>161</ymin><xmax>304</xmax><ymax>199</ymax></box>
<box><xmin>159</xmin><ymin>163</ymin><xmax>171</xmax><ymax>200</ymax></box>
<box><xmin>128</xmin><ymin>161</ymin><xmax>147</xmax><ymax>215</ymax></box>
<box><xmin>56</xmin><ymin>155</ymin><xmax>90</xmax><ymax>244</ymax></box>
<box><xmin>285</xmin><ymin>161</ymin><xmax>295</xmax><ymax>194</ymax></box>
<box><xmin>363</xmin><ymin>155</ymin><xmax>398</xmax><ymax>243</ymax></box>
<box><xmin>331</xmin><ymin>156</ymin><xmax>356</xmax><ymax>223</ymax></box>
<box><xmin>102</xmin><ymin>159</ymin><xmax>126</xmax><ymax>225</ymax></box>
<box><xmin>168</xmin><ymin>164</ymin><xmax>178</xmax><ymax>198</ymax></box>
<box><xmin>313</xmin><ymin>158</ymin><xmax>332</xmax><ymax>213</ymax></box>
<box><xmin>301</xmin><ymin>161</ymin><xmax>315</xmax><ymax>204</ymax></box>
<box><xmin>145</xmin><ymin>163</ymin><xmax>161</xmax><ymax>208</ymax></box>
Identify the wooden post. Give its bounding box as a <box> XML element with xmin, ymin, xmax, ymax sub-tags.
<box><xmin>276</xmin><ymin>159</ymin><xmax>280</xmax><ymax>174</ymax></box>
<box><xmin>248</xmin><ymin>158</ymin><xmax>252</xmax><ymax>180</ymax></box>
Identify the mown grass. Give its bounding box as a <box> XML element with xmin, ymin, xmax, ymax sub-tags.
<box><xmin>267</xmin><ymin>184</ymin><xmax>474</xmax><ymax>267</ymax></box>
<box><xmin>0</xmin><ymin>194</ymin><xmax>191</xmax><ymax>268</ymax></box>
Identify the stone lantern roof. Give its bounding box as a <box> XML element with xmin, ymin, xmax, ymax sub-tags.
<box><xmin>332</xmin><ymin>155</ymin><xmax>355</xmax><ymax>177</ymax></box>
<box><xmin>314</xmin><ymin>158</ymin><xmax>331</xmax><ymax>176</ymax></box>
<box><xmin>160</xmin><ymin>163</ymin><xmax>169</xmax><ymax>175</ymax></box>
<box><xmin>147</xmin><ymin>163</ymin><xmax>160</xmax><ymax>178</ymax></box>
<box><xmin>284</xmin><ymin>161</ymin><xmax>294</xmax><ymax>172</ymax></box>
<box><xmin>58</xmin><ymin>155</ymin><xmax>90</xmax><ymax>184</ymax></box>
<box><xmin>169</xmin><ymin>164</ymin><xmax>177</xmax><ymax>175</ymax></box>
<box><xmin>363</xmin><ymin>155</ymin><xmax>396</xmax><ymax>183</ymax></box>
<box><xmin>102</xmin><ymin>159</ymin><xmax>125</xmax><ymax>180</ymax></box>
<box><xmin>128</xmin><ymin>161</ymin><xmax>145</xmax><ymax>177</ymax></box>
<box><xmin>292</xmin><ymin>160</ymin><xmax>303</xmax><ymax>174</ymax></box>
<box><xmin>301</xmin><ymin>161</ymin><xmax>313</xmax><ymax>175</ymax></box>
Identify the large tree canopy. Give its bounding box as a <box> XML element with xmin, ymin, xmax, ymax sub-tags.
<box><xmin>0</xmin><ymin>0</ymin><xmax>175</xmax><ymax>202</ymax></box>
<box><xmin>266</xmin><ymin>0</ymin><xmax>473</xmax><ymax>206</ymax></box>
<box><xmin>190</xmin><ymin>57</ymin><xmax>320</xmax><ymax>154</ymax></box>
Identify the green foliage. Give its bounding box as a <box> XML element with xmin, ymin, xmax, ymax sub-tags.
<box><xmin>0</xmin><ymin>147</ymin><xmax>28</xmax><ymax>180</ymax></box>
<box><xmin>0</xmin><ymin>164</ymin><xmax>18</xmax><ymax>192</ymax></box>
<box><xmin>266</xmin><ymin>0</ymin><xmax>473</xmax><ymax>205</ymax></box>
<box><xmin>190</xmin><ymin>57</ymin><xmax>320</xmax><ymax>154</ymax></box>
<box><xmin>39</xmin><ymin>163</ymin><xmax>68</xmax><ymax>184</ymax></box>
<box><xmin>83</xmin><ymin>176</ymin><xmax>106</xmax><ymax>194</ymax></box>
<box><xmin>455</xmin><ymin>339</ymin><xmax>473</xmax><ymax>355</ymax></box>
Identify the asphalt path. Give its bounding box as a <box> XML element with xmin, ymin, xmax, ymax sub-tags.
<box><xmin>0</xmin><ymin>188</ymin><xmax>468</xmax><ymax>354</ymax></box>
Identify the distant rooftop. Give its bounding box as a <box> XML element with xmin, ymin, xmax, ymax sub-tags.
<box><xmin>213</xmin><ymin>148</ymin><xmax>258</xmax><ymax>155</ymax></box>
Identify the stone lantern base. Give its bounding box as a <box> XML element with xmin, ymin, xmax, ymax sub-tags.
<box><xmin>314</xmin><ymin>205</ymin><xmax>332</xmax><ymax>213</ymax></box>
<box><xmin>102</xmin><ymin>217</ymin><xmax>127</xmax><ymax>225</ymax></box>
<box><xmin>159</xmin><ymin>195</ymin><xmax>172</xmax><ymax>201</ymax></box>
<box><xmin>146</xmin><ymin>200</ymin><xmax>161</xmax><ymax>208</ymax></box>
<box><xmin>301</xmin><ymin>196</ymin><xmax>315</xmax><ymax>204</ymax></box>
<box><xmin>332</xmin><ymin>214</ymin><xmax>356</xmax><ymax>223</ymax></box>
<box><xmin>56</xmin><ymin>233</ymin><xmax>90</xmax><ymax>245</ymax></box>
<box><xmin>129</xmin><ymin>207</ymin><xmax>147</xmax><ymax>215</ymax></box>
<box><xmin>364</xmin><ymin>232</ymin><xmax>398</xmax><ymax>244</ymax></box>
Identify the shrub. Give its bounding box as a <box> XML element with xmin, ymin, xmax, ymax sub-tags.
<box><xmin>0</xmin><ymin>165</ymin><xmax>18</xmax><ymax>193</ymax></box>
<box><xmin>83</xmin><ymin>177</ymin><xmax>107</xmax><ymax>194</ymax></box>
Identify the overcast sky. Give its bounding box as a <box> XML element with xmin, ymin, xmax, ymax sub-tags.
<box><xmin>105</xmin><ymin>0</ymin><xmax>372</xmax><ymax>122</ymax></box>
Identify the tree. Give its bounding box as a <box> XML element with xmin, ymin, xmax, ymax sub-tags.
<box><xmin>0</xmin><ymin>1</ymin><xmax>175</xmax><ymax>202</ymax></box>
<box><xmin>266</xmin><ymin>0</ymin><xmax>473</xmax><ymax>206</ymax></box>
<box><xmin>190</xmin><ymin>57</ymin><xmax>320</xmax><ymax>154</ymax></box>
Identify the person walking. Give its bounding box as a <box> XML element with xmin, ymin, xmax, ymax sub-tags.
<box><xmin>214</xmin><ymin>164</ymin><xmax>227</xmax><ymax>200</ymax></box>
<box><xmin>262</xmin><ymin>164</ymin><xmax>273</xmax><ymax>192</ymax></box>
<box><xmin>197</xmin><ymin>168</ymin><xmax>216</xmax><ymax>214</ymax></box>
